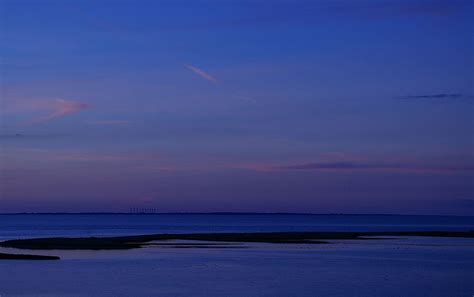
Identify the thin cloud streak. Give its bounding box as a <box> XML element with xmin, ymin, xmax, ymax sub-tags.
<box><xmin>5</xmin><ymin>148</ymin><xmax>162</xmax><ymax>162</ymax></box>
<box><xmin>185</xmin><ymin>64</ymin><xmax>219</xmax><ymax>84</ymax></box>
<box><xmin>281</xmin><ymin>161</ymin><xmax>401</xmax><ymax>170</ymax></box>
<box><xmin>279</xmin><ymin>161</ymin><xmax>474</xmax><ymax>174</ymax></box>
<box><xmin>25</xmin><ymin>99</ymin><xmax>90</xmax><ymax>125</ymax></box>
<box><xmin>237</xmin><ymin>160</ymin><xmax>474</xmax><ymax>174</ymax></box>
<box><xmin>89</xmin><ymin>120</ymin><xmax>131</xmax><ymax>126</ymax></box>
<box><xmin>185</xmin><ymin>65</ymin><xmax>256</xmax><ymax>104</ymax></box>
<box><xmin>401</xmin><ymin>93</ymin><xmax>464</xmax><ymax>99</ymax></box>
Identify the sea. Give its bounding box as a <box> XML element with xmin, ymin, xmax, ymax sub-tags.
<box><xmin>1</xmin><ymin>213</ymin><xmax>473</xmax><ymax>240</ymax></box>
<box><xmin>0</xmin><ymin>214</ymin><xmax>473</xmax><ymax>297</ymax></box>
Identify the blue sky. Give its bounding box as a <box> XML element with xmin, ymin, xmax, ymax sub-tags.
<box><xmin>0</xmin><ymin>0</ymin><xmax>473</xmax><ymax>214</ymax></box>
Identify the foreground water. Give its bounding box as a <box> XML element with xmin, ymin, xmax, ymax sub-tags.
<box><xmin>0</xmin><ymin>214</ymin><xmax>473</xmax><ymax>297</ymax></box>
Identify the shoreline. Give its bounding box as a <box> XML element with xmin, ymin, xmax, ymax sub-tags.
<box><xmin>1</xmin><ymin>212</ymin><xmax>473</xmax><ymax>217</ymax></box>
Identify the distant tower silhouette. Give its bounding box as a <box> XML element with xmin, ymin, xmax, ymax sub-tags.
<box><xmin>130</xmin><ymin>207</ymin><xmax>157</xmax><ymax>214</ymax></box>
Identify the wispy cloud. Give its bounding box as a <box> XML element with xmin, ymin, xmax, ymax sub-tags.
<box><xmin>400</xmin><ymin>93</ymin><xmax>465</xmax><ymax>99</ymax></box>
<box><xmin>234</xmin><ymin>161</ymin><xmax>402</xmax><ymax>172</ymax></box>
<box><xmin>88</xmin><ymin>120</ymin><xmax>130</xmax><ymax>126</ymax></box>
<box><xmin>280</xmin><ymin>161</ymin><xmax>401</xmax><ymax>170</ymax></box>
<box><xmin>134</xmin><ymin>164</ymin><xmax>180</xmax><ymax>172</ymax></box>
<box><xmin>278</xmin><ymin>161</ymin><xmax>474</xmax><ymax>174</ymax></box>
<box><xmin>7</xmin><ymin>148</ymin><xmax>162</xmax><ymax>162</ymax></box>
<box><xmin>0</xmin><ymin>134</ymin><xmax>27</xmax><ymax>139</ymax></box>
<box><xmin>22</xmin><ymin>99</ymin><xmax>90</xmax><ymax>125</ymax></box>
<box><xmin>185</xmin><ymin>64</ymin><xmax>218</xmax><ymax>84</ymax></box>
<box><xmin>184</xmin><ymin>65</ymin><xmax>257</xmax><ymax>103</ymax></box>
<box><xmin>0</xmin><ymin>134</ymin><xmax>64</xmax><ymax>142</ymax></box>
<box><xmin>236</xmin><ymin>153</ymin><xmax>474</xmax><ymax>174</ymax></box>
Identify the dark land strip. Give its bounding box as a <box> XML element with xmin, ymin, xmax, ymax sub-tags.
<box><xmin>0</xmin><ymin>252</ymin><xmax>60</xmax><ymax>260</ymax></box>
<box><xmin>1</xmin><ymin>231</ymin><xmax>473</xmax><ymax>251</ymax></box>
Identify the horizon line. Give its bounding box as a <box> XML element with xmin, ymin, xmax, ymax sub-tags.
<box><xmin>0</xmin><ymin>212</ymin><xmax>472</xmax><ymax>217</ymax></box>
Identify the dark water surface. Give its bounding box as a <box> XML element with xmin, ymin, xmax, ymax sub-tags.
<box><xmin>1</xmin><ymin>214</ymin><xmax>473</xmax><ymax>297</ymax></box>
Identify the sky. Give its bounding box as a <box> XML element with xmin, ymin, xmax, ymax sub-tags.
<box><xmin>0</xmin><ymin>0</ymin><xmax>473</xmax><ymax>214</ymax></box>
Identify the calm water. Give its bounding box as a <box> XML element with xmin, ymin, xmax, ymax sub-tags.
<box><xmin>1</xmin><ymin>214</ymin><xmax>473</xmax><ymax>297</ymax></box>
<box><xmin>0</xmin><ymin>214</ymin><xmax>473</xmax><ymax>240</ymax></box>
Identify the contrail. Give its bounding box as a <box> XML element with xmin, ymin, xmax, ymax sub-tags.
<box><xmin>185</xmin><ymin>64</ymin><xmax>218</xmax><ymax>84</ymax></box>
<box><xmin>184</xmin><ymin>64</ymin><xmax>256</xmax><ymax>104</ymax></box>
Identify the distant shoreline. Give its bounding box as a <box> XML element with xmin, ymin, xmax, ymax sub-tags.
<box><xmin>0</xmin><ymin>212</ymin><xmax>473</xmax><ymax>217</ymax></box>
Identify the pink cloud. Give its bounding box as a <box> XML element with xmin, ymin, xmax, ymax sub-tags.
<box><xmin>8</xmin><ymin>99</ymin><xmax>90</xmax><ymax>125</ymax></box>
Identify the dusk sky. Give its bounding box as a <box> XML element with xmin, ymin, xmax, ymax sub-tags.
<box><xmin>0</xmin><ymin>0</ymin><xmax>473</xmax><ymax>214</ymax></box>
